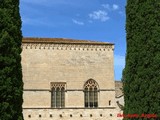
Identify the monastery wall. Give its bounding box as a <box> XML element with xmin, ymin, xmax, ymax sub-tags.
<box><xmin>22</xmin><ymin>43</ymin><xmax>114</xmax><ymax>89</ymax></box>
<box><xmin>23</xmin><ymin>108</ymin><xmax>121</xmax><ymax>120</ymax></box>
<box><xmin>21</xmin><ymin>38</ymin><xmax>123</xmax><ymax>120</ymax></box>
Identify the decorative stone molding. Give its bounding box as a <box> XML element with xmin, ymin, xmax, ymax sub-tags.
<box><xmin>84</xmin><ymin>79</ymin><xmax>99</xmax><ymax>89</ymax></box>
<box><xmin>22</xmin><ymin>43</ymin><xmax>114</xmax><ymax>51</ymax></box>
<box><xmin>23</xmin><ymin>89</ymin><xmax>115</xmax><ymax>92</ymax></box>
<box><xmin>50</xmin><ymin>82</ymin><xmax>66</xmax><ymax>89</ymax></box>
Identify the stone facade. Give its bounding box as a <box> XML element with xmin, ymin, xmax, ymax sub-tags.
<box><xmin>115</xmin><ymin>81</ymin><xmax>124</xmax><ymax>117</ymax></box>
<box><xmin>22</xmin><ymin>38</ymin><xmax>123</xmax><ymax>120</ymax></box>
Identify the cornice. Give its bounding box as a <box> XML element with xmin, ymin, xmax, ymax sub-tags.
<box><xmin>22</xmin><ymin>37</ymin><xmax>114</xmax><ymax>45</ymax></box>
<box><xmin>22</xmin><ymin>43</ymin><xmax>114</xmax><ymax>51</ymax></box>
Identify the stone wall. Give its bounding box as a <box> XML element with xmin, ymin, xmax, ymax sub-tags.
<box><xmin>115</xmin><ymin>81</ymin><xmax>124</xmax><ymax>119</ymax></box>
<box><xmin>23</xmin><ymin>108</ymin><xmax>121</xmax><ymax>120</ymax></box>
<box><xmin>21</xmin><ymin>38</ymin><xmax>123</xmax><ymax>120</ymax></box>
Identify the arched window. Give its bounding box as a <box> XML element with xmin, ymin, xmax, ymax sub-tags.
<box><xmin>51</xmin><ymin>82</ymin><xmax>65</xmax><ymax>108</ymax></box>
<box><xmin>84</xmin><ymin>79</ymin><xmax>99</xmax><ymax>108</ymax></box>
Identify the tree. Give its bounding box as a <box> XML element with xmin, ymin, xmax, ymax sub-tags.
<box><xmin>123</xmin><ymin>0</ymin><xmax>160</xmax><ymax>120</ymax></box>
<box><xmin>0</xmin><ymin>0</ymin><xmax>23</xmax><ymax>119</ymax></box>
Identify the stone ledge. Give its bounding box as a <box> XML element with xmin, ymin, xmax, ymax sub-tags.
<box><xmin>23</xmin><ymin>89</ymin><xmax>116</xmax><ymax>91</ymax></box>
<box><xmin>23</xmin><ymin>107</ymin><xmax>116</xmax><ymax>109</ymax></box>
<box><xmin>22</xmin><ymin>43</ymin><xmax>114</xmax><ymax>51</ymax></box>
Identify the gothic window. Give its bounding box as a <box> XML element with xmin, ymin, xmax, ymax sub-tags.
<box><xmin>51</xmin><ymin>82</ymin><xmax>65</xmax><ymax>108</ymax></box>
<box><xmin>84</xmin><ymin>79</ymin><xmax>99</xmax><ymax>108</ymax></box>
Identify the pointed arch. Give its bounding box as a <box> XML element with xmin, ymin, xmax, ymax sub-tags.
<box><xmin>84</xmin><ymin>79</ymin><xmax>99</xmax><ymax>108</ymax></box>
<box><xmin>51</xmin><ymin>82</ymin><xmax>65</xmax><ymax>108</ymax></box>
<box><xmin>83</xmin><ymin>79</ymin><xmax>99</xmax><ymax>89</ymax></box>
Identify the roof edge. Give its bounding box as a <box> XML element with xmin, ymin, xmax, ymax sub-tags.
<box><xmin>22</xmin><ymin>37</ymin><xmax>114</xmax><ymax>45</ymax></box>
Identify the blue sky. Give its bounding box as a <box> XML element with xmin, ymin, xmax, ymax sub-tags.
<box><xmin>20</xmin><ymin>0</ymin><xmax>126</xmax><ymax>80</ymax></box>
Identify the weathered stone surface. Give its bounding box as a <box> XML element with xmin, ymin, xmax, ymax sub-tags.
<box><xmin>21</xmin><ymin>38</ymin><xmax>123</xmax><ymax>120</ymax></box>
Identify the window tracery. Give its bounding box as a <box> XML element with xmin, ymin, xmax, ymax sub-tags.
<box><xmin>51</xmin><ymin>82</ymin><xmax>65</xmax><ymax>108</ymax></box>
<box><xmin>84</xmin><ymin>79</ymin><xmax>99</xmax><ymax>108</ymax></box>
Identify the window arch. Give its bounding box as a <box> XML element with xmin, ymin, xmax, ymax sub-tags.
<box><xmin>84</xmin><ymin>79</ymin><xmax>99</xmax><ymax>108</ymax></box>
<box><xmin>51</xmin><ymin>82</ymin><xmax>65</xmax><ymax>108</ymax></box>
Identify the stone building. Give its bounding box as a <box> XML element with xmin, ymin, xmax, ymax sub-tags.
<box><xmin>115</xmin><ymin>81</ymin><xmax>124</xmax><ymax>117</ymax></box>
<box><xmin>22</xmin><ymin>37</ymin><xmax>123</xmax><ymax>120</ymax></box>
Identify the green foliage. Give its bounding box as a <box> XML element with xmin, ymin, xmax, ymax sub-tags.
<box><xmin>0</xmin><ymin>0</ymin><xmax>23</xmax><ymax>119</ymax></box>
<box><xmin>123</xmin><ymin>0</ymin><xmax>160</xmax><ymax>120</ymax></box>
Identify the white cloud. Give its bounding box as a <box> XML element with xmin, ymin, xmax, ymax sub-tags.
<box><xmin>101</xmin><ymin>4</ymin><xmax>110</xmax><ymax>10</ymax></box>
<box><xmin>101</xmin><ymin>4</ymin><xmax>119</xmax><ymax>11</ymax></box>
<box><xmin>118</xmin><ymin>11</ymin><xmax>125</xmax><ymax>16</ymax></box>
<box><xmin>113</xmin><ymin>4</ymin><xmax>119</xmax><ymax>10</ymax></box>
<box><xmin>72</xmin><ymin>19</ymin><xmax>84</xmax><ymax>25</ymax></box>
<box><xmin>21</xmin><ymin>16</ymin><xmax>54</xmax><ymax>27</ymax></box>
<box><xmin>22</xmin><ymin>17</ymin><xmax>42</xmax><ymax>26</ymax></box>
<box><xmin>21</xmin><ymin>0</ymin><xmax>83</xmax><ymax>7</ymax></box>
<box><xmin>21</xmin><ymin>0</ymin><xmax>48</xmax><ymax>6</ymax></box>
<box><xmin>88</xmin><ymin>20</ymin><xmax>93</xmax><ymax>23</ymax></box>
<box><xmin>89</xmin><ymin>10</ymin><xmax>109</xmax><ymax>22</ymax></box>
